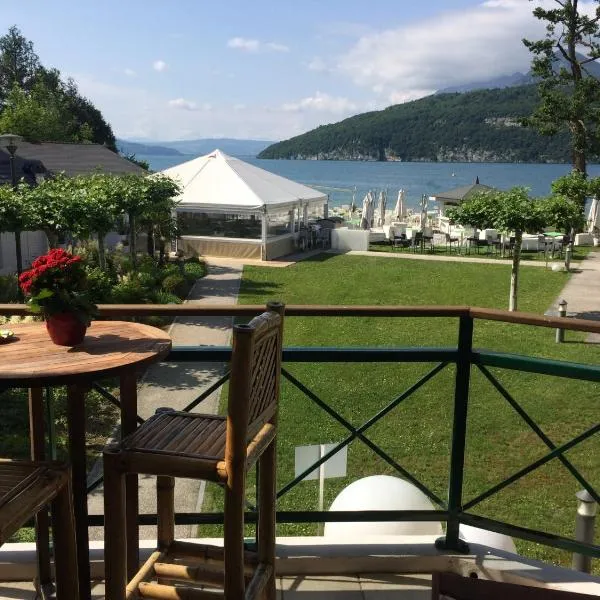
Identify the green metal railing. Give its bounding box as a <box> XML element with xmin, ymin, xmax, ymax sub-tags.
<box><xmin>1</xmin><ymin>303</ymin><xmax>600</xmax><ymax>560</ymax></box>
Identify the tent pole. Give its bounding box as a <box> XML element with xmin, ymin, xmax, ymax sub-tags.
<box><xmin>261</xmin><ymin>210</ymin><xmax>268</xmax><ymax>261</ymax></box>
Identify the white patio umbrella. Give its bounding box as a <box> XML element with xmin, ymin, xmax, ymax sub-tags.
<box><xmin>420</xmin><ymin>194</ymin><xmax>428</xmax><ymax>228</ymax></box>
<box><xmin>360</xmin><ymin>192</ymin><xmax>374</xmax><ymax>230</ymax></box>
<box><xmin>376</xmin><ymin>190</ymin><xmax>387</xmax><ymax>226</ymax></box>
<box><xmin>394</xmin><ymin>189</ymin><xmax>405</xmax><ymax>220</ymax></box>
<box><xmin>587</xmin><ymin>196</ymin><xmax>600</xmax><ymax>234</ymax></box>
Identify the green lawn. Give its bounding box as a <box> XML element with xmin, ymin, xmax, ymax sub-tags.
<box><xmin>204</xmin><ymin>253</ymin><xmax>600</xmax><ymax>570</ymax></box>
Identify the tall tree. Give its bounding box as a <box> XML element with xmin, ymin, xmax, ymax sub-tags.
<box><xmin>0</xmin><ymin>81</ymin><xmax>76</xmax><ymax>142</ymax></box>
<box><xmin>0</xmin><ymin>26</ymin><xmax>116</xmax><ymax>147</ymax></box>
<box><xmin>0</xmin><ymin>25</ymin><xmax>39</xmax><ymax>105</ymax></box>
<box><xmin>448</xmin><ymin>188</ymin><xmax>546</xmax><ymax>312</ymax></box>
<box><xmin>523</xmin><ymin>0</ymin><xmax>600</xmax><ymax>175</ymax></box>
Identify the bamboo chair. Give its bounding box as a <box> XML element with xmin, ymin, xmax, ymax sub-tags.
<box><xmin>104</xmin><ymin>303</ymin><xmax>285</xmax><ymax>600</ymax></box>
<box><xmin>0</xmin><ymin>459</ymin><xmax>79</xmax><ymax>599</ymax></box>
<box><xmin>431</xmin><ymin>571</ymin><xmax>599</xmax><ymax>599</ymax></box>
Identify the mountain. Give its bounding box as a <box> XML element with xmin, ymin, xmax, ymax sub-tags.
<box><xmin>258</xmin><ymin>84</ymin><xmax>580</xmax><ymax>163</ymax></box>
<box><xmin>145</xmin><ymin>138</ymin><xmax>273</xmax><ymax>157</ymax></box>
<box><xmin>437</xmin><ymin>72</ymin><xmax>533</xmax><ymax>94</ymax></box>
<box><xmin>437</xmin><ymin>53</ymin><xmax>600</xmax><ymax>94</ymax></box>
<box><xmin>117</xmin><ymin>139</ymin><xmax>183</xmax><ymax>156</ymax></box>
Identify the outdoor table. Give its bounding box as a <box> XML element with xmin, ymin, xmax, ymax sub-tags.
<box><xmin>0</xmin><ymin>320</ymin><xmax>171</xmax><ymax>600</ymax></box>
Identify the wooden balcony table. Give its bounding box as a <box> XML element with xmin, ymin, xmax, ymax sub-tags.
<box><xmin>0</xmin><ymin>320</ymin><xmax>171</xmax><ymax>600</ymax></box>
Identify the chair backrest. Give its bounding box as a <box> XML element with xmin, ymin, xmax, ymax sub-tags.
<box><xmin>226</xmin><ymin>303</ymin><xmax>285</xmax><ymax>457</ymax></box>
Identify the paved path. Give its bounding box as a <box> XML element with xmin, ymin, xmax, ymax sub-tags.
<box><xmin>346</xmin><ymin>249</ymin><xmax>575</xmax><ymax>268</ymax></box>
<box><xmin>88</xmin><ymin>259</ymin><xmax>244</xmax><ymax>541</ymax></box>
<box><xmin>548</xmin><ymin>250</ymin><xmax>600</xmax><ymax>318</ymax></box>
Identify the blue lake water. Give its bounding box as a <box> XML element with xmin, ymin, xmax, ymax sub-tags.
<box><xmin>139</xmin><ymin>153</ymin><xmax>600</xmax><ymax>212</ymax></box>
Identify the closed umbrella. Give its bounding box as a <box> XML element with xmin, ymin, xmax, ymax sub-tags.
<box><xmin>587</xmin><ymin>196</ymin><xmax>600</xmax><ymax>234</ymax></box>
<box><xmin>360</xmin><ymin>192</ymin><xmax>374</xmax><ymax>230</ymax></box>
<box><xmin>377</xmin><ymin>190</ymin><xmax>387</xmax><ymax>226</ymax></box>
<box><xmin>420</xmin><ymin>194</ymin><xmax>428</xmax><ymax>228</ymax></box>
<box><xmin>394</xmin><ymin>189</ymin><xmax>405</xmax><ymax>220</ymax></box>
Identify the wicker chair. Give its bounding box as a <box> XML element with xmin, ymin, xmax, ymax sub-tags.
<box><xmin>104</xmin><ymin>303</ymin><xmax>285</xmax><ymax>600</ymax></box>
<box><xmin>0</xmin><ymin>459</ymin><xmax>78</xmax><ymax>599</ymax></box>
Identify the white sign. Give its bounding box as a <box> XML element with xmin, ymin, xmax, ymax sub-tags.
<box><xmin>294</xmin><ymin>443</ymin><xmax>348</xmax><ymax>481</ymax></box>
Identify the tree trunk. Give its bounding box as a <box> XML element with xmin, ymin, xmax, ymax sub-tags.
<box><xmin>146</xmin><ymin>225</ymin><xmax>154</xmax><ymax>257</ymax></box>
<box><xmin>97</xmin><ymin>233</ymin><xmax>106</xmax><ymax>270</ymax></box>
<box><xmin>567</xmin><ymin>3</ymin><xmax>587</xmax><ymax>177</ymax></box>
<box><xmin>158</xmin><ymin>237</ymin><xmax>166</xmax><ymax>266</ymax></box>
<box><xmin>509</xmin><ymin>230</ymin><xmax>523</xmax><ymax>312</ymax></box>
<box><xmin>128</xmin><ymin>212</ymin><xmax>136</xmax><ymax>269</ymax></box>
<box><xmin>14</xmin><ymin>230</ymin><xmax>23</xmax><ymax>276</ymax></box>
<box><xmin>45</xmin><ymin>230</ymin><xmax>59</xmax><ymax>249</ymax></box>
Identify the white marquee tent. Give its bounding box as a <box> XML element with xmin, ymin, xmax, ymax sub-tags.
<box><xmin>161</xmin><ymin>150</ymin><xmax>328</xmax><ymax>259</ymax></box>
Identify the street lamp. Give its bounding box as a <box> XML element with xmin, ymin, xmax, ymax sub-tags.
<box><xmin>0</xmin><ymin>134</ymin><xmax>24</xmax><ymax>293</ymax></box>
<box><xmin>0</xmin><ymin>133</ymin><xmax>23</xmax><ymax>189</ymax></box>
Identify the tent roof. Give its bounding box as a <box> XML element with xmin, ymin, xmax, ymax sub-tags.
<box><xmin>162</xmin><ymin>149</ymin><xmax>327</xmax><ymax>213</ymax></box>
<box><xmin>431</xmin><ymin>182</ymin><xmax>494</xmax><ymax>204</ymax></box>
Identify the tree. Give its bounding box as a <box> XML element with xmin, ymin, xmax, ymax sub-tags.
<box><xmin>0</xmin><ymin>81</ymin><xmax>76</xmax><ymax>142</ymax></box>
<box><xmin>0</xmin><ymin>26</ymin><xmax>116</xmax><ymax>147</ymax></box>
<box><xmin>0</xmin><ymin>183</ymin><xmax>34</xmax><ymax>278</ymax></box>
<box><xmin>0</xmin><ymin>25</ymin><xmax>39</xmax><ymax>105</ymax></box>
<box><xmin>448</xmin><ymin>188</ymin><xmax>545</xmax><ymax>311</ymax></box>
<box><xmin>523</xmin><ymin>0</ymin><xmax>600</xmax><ymax>175</ymax></box>
<box><xmin>137</xmin><ymin>175</ymin><xmax>180</xmax><ymax>264</ymax></box>
<box><xmin>66</xmin><ymin>174</ymin><xmax>121</xmax><ymax>269</ymax></box>
<box><xmin>25</xmin><ymin>173</ymin><xmax>78</xmax><ymax>247</ymax></box>
<box><xmin>112</xmin><ymin>174</ymin><xmax>180</xmax><ymax>268</ymax></box>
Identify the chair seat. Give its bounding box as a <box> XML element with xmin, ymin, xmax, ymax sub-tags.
<box><xmin>122</xmin><ymin>411</ymin><xmax>227</xmax><ymax>461</ymax></box>
<box><xmin>0</xmin><ymin>460</ymin><xmax>69</xmax><ymax>545</ymax></box>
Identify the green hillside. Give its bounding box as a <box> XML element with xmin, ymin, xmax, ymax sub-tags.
<box><xmin>259</xmin><ymin>85</ymin><xmax>577</xmax><ymax>163</ymax></box>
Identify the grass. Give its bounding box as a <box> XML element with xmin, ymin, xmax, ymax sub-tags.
<box><xmin>201</xmin><ymin>252</ymin><xmax>600</xmax><ymax>571</ymax></box>
<box><xmin>368</xmin><ymin>241</ymin><xmax>593</xmax><ymax>263</ymax></box>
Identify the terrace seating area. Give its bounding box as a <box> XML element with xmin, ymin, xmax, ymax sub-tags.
<box><xmin>0</xmin><ymin>304</ymin><xmax>599</xmax><ymax>599</ymax></box>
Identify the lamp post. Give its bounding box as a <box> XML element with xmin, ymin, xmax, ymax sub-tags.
<box><xmin>0</xmin><ymin>133</ymin><xmax>24</xmax><ymax>283</ymax></box>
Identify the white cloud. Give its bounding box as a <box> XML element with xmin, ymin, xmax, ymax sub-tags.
<box><xmin>71</xmin><ymin>73</ymin><xmax>361</xmax><ymax>141</ymax></box>
<box><xmin>227</xmin><ymin>37</ymin><xmax>260</xmax><ymax>52</ymax></box>
<box><xmin>265</xmin><ymin>42</ymin><xmax>289</xmax><ymax>53</ymax></box>
<box><xmin>123</xmin><ymin>68</ymin><xmax>136</xmax><ymax>77</ymax></box>
<box><xmin>168</xmin><ymin>98</ymin><xmax>198</xmax><ymax>111</ymax></box>
<box><xmin>227</xmin><ymin>37</ymin><xmax>289</xmax><ymax>53</ymax></box>
<box><xmin>281</xmin><ymin>92</ymin><xmax>357</xmax><ymax>114</ymax></box>
<box><xmin>337</xmin><ymin>0</ymin><xmax>598</xmax><ymax>102</ymax></box>
<box><xmin>307</xmin><ymin>57</ymin><xmax>328</xmax><ymax>72</ymax></box>
<box><xmin>153</xmin><ymin>60</ymin><xmax>168</xmax><ymax>72</ymax></box>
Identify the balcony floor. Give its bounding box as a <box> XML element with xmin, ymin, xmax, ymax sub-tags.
<box><xmin>0</xmin><ymin>574</ymin><xmax>432</xmax><ymax>599</ymax></box>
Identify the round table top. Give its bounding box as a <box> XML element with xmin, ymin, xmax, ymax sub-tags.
<box><xmin>0</xmin><ymin>320</ymin><xmax>172</xmax><ymax>386</ymax></box>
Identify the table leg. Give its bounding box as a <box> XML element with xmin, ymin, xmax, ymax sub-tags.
<box><xmin>28</xmin><ymin>387</ymin><xmax>52</xmax><ymax>594</ymax></box>
<box><xmin>66</xmin><ymin>384</ymin><xmax>92</xmax><ymax>600</ymax></box>
<box><xmin>120</xmin><ymin>371</ymin><xmax>139</xmax><ymax>580</ymax></box>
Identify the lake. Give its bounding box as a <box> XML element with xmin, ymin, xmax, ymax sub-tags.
<box><xmin>138</xmin><ymin>153</ymin><xmax>600</xmax><ymax>211</ymax></box>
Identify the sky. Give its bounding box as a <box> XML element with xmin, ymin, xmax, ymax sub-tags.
<box><xmin>0</xmin><ymin>1</ymin><xmax>588</xmax><ymax>142</ymax></box>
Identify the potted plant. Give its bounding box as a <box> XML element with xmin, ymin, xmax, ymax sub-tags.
<box><xmin>18</xmin><ymin>249</ymin><xmax>97</xmax><ymax>346</ymax></box>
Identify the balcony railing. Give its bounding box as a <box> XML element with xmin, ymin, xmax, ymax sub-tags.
<box><xmin>1</xmin><ymin>303</ymin><xmax>599</xmax><ymax>563</ymax></box>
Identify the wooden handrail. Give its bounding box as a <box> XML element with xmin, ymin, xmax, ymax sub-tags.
<box><xmin>1</xmin><ymin>303</ymin><xmax>600</xmax><ymax>334</ymax></box>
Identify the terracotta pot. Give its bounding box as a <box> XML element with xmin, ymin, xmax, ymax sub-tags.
<box><xmin>46</xmin><ymin>313</ymin><xmax>88</xmax><ymax>346</ymax></box>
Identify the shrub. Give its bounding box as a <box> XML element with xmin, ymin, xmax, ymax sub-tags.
<box><xmin>109</xmin><ymin>280</ymin><xmax>150</xmax><ymax>304</ymax></box>
<box><xmin>160</xmin><ymin>263</ymin><xmax>181</xmax><ymax>281</ymax></box>
<box><xmin>0</xmin><ymin>274</ymin><xmax>19</xmax><ymax>303</ymax></box>
<box><xmin>135</xmin><ymin>271</ymin><xmax>157</xmax><ymax>289</ymax></box>
<box><xmin>152</xmin><ymin>290</ymin><xmax>183</xmax><ymax>304</ymax></box>
<box><xmin>183</xmin><ymin>260</ymin><xmax>206</xmax><ymax>282</ymax></box>
<box><xmin>161</xmin><ymin>274</ymin><xmax>188</xmax><ymax>298</ymax></box>
<box><xmin>85</xmin><ymin>266</ymin><xmax>115</xmax><ymax>303</ymax></box>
